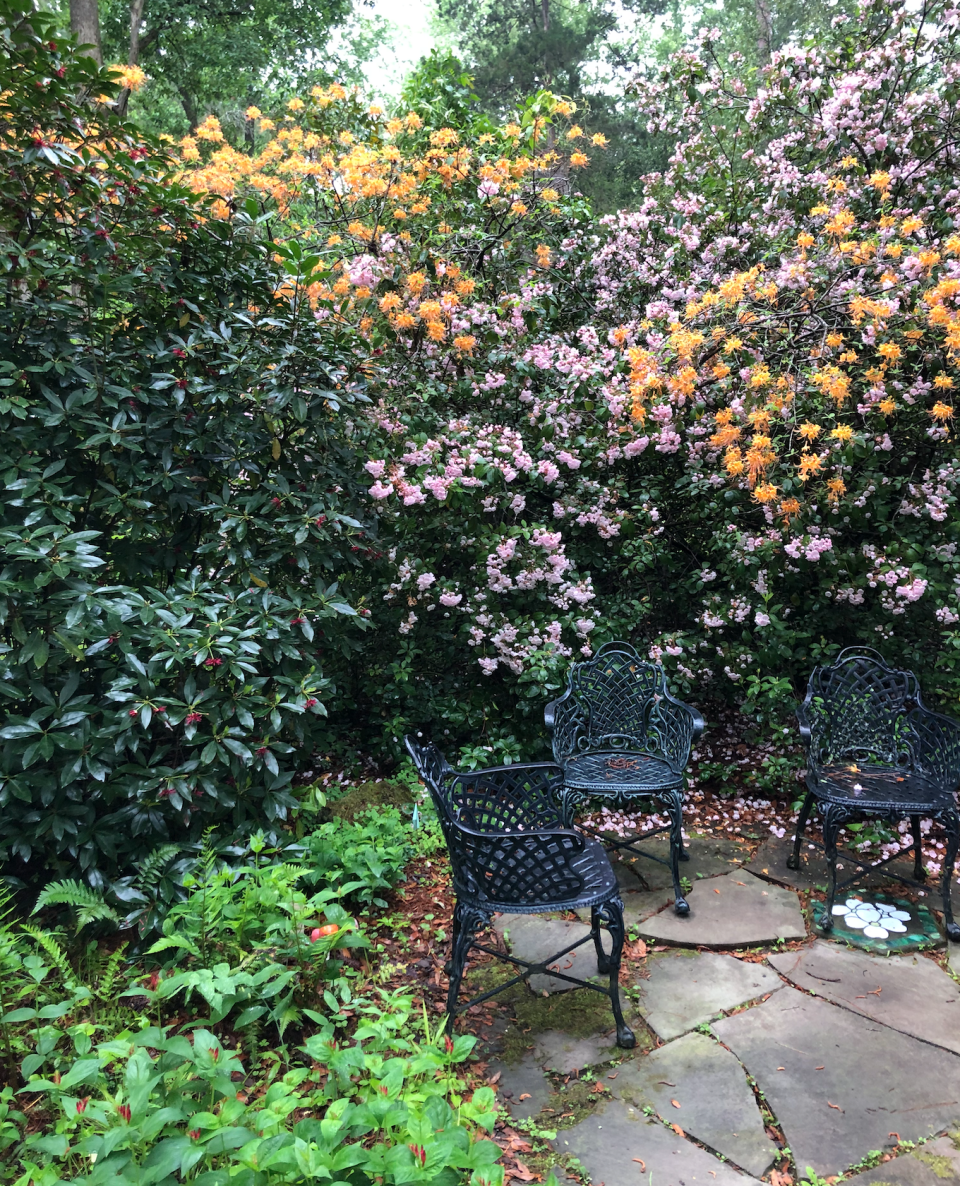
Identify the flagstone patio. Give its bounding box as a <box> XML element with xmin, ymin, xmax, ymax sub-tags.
<box><xmin>472</xmin><ymin>832</ymin><xmax>960</xmax><ymax>1186</ymax></box>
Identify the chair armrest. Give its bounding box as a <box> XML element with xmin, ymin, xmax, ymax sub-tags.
<box><xmin>448</xmin><ymin>762</ymin><xmax>567</xmax><ymax>832</ymax></box>
<box><xmin>656</xmin><ymin>696</ymin><xmax>704</xmax><ymax>769</ymax></box>
<box><xmin>450</xmin><ymin>826</ymin><xmax>588</xmax><ymax>905</ymax></box>
<box><xmin>544</xmin><ymin>698</ymin><xmax>559</xmax><ymax>732</ymax></box>
<box><xmin>910</xmin><ymin>708</ymin><xmax>960</xmax><ymax>790</ymax></box>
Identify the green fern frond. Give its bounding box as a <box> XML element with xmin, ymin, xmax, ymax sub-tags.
<box><xmin>32</xmin><ymin>880</ymin><xmax>120</xmax><ymax>933</ymax></box>
<box><xmin>147</xmin><ymin>933</ymin><xmax>201</xmax><ymax>958</ymax></box>
<box><xmin>20</xmin><ymin>923</ymin><xmax>76</xmax><ymax>988</ymax></box>
<box><xmin>96</xmin><ymin>942</ymin><xmax>129</xmax><ymax>1001</ymax></box>
<box><xmin>135</xmin><ymin>844</ymin><xmax>183</xmax><ymax>891</ymax></box>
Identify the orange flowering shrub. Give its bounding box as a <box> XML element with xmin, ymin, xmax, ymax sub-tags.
<box><xmin>167</xmin><ymin>8</ymin><xmax>960</xmax><ymax>749</ymax></box>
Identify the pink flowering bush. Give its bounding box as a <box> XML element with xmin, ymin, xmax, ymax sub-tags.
<box><xmin>182</xmin><ymin>0</ymin><xmax>960</xmax><ymax>753</ymax></box>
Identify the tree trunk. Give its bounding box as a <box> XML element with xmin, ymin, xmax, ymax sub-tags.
<box><xmin>70</xmin><ymin>0</ymin><xmax>102</xmax><ymax>66</ymax></box>
<box><xmin>755</xmin><ymin>0</ymin><xmax>772</xmax><ymax>65</ymax></box>
<box><xmin>116</xmin><ymin>0</ymin><xmax>147</xmax><ymax>116</ymax></box>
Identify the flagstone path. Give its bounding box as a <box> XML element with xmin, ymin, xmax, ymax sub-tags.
<box><xmin>475</xmin><ymin>833</ymin><xmax>960</xmax><ymax>1186</ymax></box>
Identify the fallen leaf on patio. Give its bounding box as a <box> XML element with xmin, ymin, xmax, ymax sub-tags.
<box><xmin>868</xmin><ymin>986</ymin><xmax>882</xmax><ymax>995</ymax></box>
<box><xmin>633</xmin><ymin>1159</ymin><xmax>646</xmax><ymax>1169</ymax></box>
<box><xmin>671</xmin><ymin>1099</ymin><xmax>681</xmax><ymax>1108</ymax></box>
<box><xmin>510</xmin><ymin>1160</ymin><xmax>535</xmax><ymax>1182</ymax></box>
<box><xmin>488</xmin><ymin>1071</ymin><xmax>501</xmax><ymax>1084</ymax></box>
<box><xmin>658</xmin><ymin>1080</ymin><xmax>676</xmax><ymax>1086</ymax></box>
<box><xmin>714</xmin><ymin>888</ymin><xmax>721</xmax><ymax>893</ymax></box>
<box><xmin>593</xmin><ymin>1081</ymin><xmax>607</xmax><ymax>1094</ymax></box>
<box><xmin>815</xmin><ymin>1065</ymin><xmax>825</xmax><ymax>1070</ymax></box>
<box><xmin>735</xmin><ymin>881</ymin><xmax>746</xmax><ymax>886</ymax></box>
<box><xmin>607</xmin><ymin>1072</ymin><xmax>618</xmax><ymax>1079</ymax></box>
<box><xmin>827</xmin><ymin>1101</ymin><xmax>843</xmax><ymax>1112</ymax></box>
<box><xmin>671</xmin><ymin>1124</ymin><xmax>685</xmax><ymax>1137</ymax></box>
<box><xmin>777</xmin><ymin>1066</ymin><xmax>785</xmax><ymax>1071</ymax></box>
<box><xmin>518</xmin><ymin>1093</ymin><xmax>531</xmax><ymax>1101</ymax></box>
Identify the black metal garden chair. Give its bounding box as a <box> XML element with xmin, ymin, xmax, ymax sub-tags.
<box><xmin>544</xmin><ymin>642</ymin><xmax>704</xmax><ymax>915</ymax></box>
<box><xmin>404</xmin><ymin>736</ymin><xmax>636</xmax><ymax>1049</ymax></box>
<box><xmin>791</xmin><ymin>647</ymin><xmax>960</xmax><ymax>940</ymax></box>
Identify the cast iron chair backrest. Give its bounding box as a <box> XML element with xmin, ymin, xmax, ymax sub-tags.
<box><xmin>547</xmin><ymin>641</ymin><xmax>694</xmax><ymax>772</ymax></box>
<box><xmin>404</xmin><ymin>735</ymin><xmax>587</xmax><ymax>907</ymax></box>
<box><xmin>799</xmin><ymin>647</ymin><xmax>929</xmax><ymax>771</ymax></box>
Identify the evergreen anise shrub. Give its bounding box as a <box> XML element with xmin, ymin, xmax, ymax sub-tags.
<box><xmin>0</xmin><ymin>4</ymin><xmax>371</xmax><ymax>888</ymax></box>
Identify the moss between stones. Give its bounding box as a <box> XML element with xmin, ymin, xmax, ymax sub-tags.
<box><xmin>326</xmin><ymin>779</ymin><xmax>410</xmax><ymax>822</ymax></box>
<box><xmin>465</xmin><ymin>959</ymin><xmax>652</xmax><ymax>1066</ymax></box>
<box><xmin>914</xmin><ymin>1152</ymin><xmax>957</xmax><ymax>1179</ymax></box>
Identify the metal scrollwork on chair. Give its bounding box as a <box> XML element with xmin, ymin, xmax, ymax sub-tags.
<box><xmin>791</xmin><ymin>646</ymin><xmax>960</xmax><ymax>941</ymax></box>
<box><xmin>544</xmin><ymin>642</ymin><xmax>704</xmax><ymax>915</ymax></box>
<box><xmin>405</xmin><ymin>735</ymin><xmax>636</xmax><ymax>1048</ymax></box>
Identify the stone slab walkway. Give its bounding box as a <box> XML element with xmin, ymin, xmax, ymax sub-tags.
<box><xmin>636</xmin><ymin>949</ymin><xmax>783</xmax><ymax>1039</ymax></box>
<box><xmin>713</xmin><ymin>988</ymin><xmax>960</xmax><ymax>1177</ymax></box>
<box><xmin>612</xmin><ymin>1030</ymin><xmax>780</xmax><ymax>1176</ymax></box>
<box><xmin>475</xmin><ymin>834</ymin><xmax>960</xmax><ymax>1185</ymax></box>
<box><xmin>554</xmin><ymin>1099</ymin><xmax>765</xmax><ymax>1186</ymax></box>
<box><xmin>769</xmin><ymin>941</ymin><xmax>960</xmax><ymax>1055</ymax></box>
<box><xmin>638</xmin><ymin>870</ymin><xmax>807</xmax><ymax>946</ymax></box>
<box><xmin>842</xmin><ymin>1134</ymin><xmax>960</xmax><ymax>1186</ymax></box>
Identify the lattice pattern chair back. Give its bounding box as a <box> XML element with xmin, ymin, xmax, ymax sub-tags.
<box><xmin>405</xmin><ymin>737</ymin><xmax>585</xmax><ymax>907</ymax></box>
<box><xmin>800</xmin><ymin>648</ymin><xmax>923</xmax><ymax>770</ymax></box>
<box><xmin>551</xmin><ymin>642</ymin><xmax>691</xmax><ymax>772</ymax></box>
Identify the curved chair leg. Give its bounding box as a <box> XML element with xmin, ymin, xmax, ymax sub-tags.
<box><xmin>444</xmin><ymin>901</ymin><xmax>486</xmax><ymax>1031</ymax></box>
<box><xmin>910</xmin><ymin>815</ymin><xmax>927</xmax><ymax>882</ymax></box>
<box><xmin>787</xmin><ymin>791</ymin><xmax>814</xmax><ymax>871</ymax></box>
<box><xmin>819</xmin><ymin>805</ymin><xmax>842</xmax><ymax>932</ymax></box>
<box><xmin>595</xmin><ymin>896</ymin><xmax>635</xmax><ymax>1049</ymax></box>
<box><xmin>940</xmin><ymin>811</ymin><xmax>960</xmax><ymax>943</ymax></box>
<box><xmin>664</xmin><ymin>790</ymin><xmax>689</xmax><ymax>915</ymax></box>
<box><xmin>590</xmin><ymin>903</ymin><xmax>610</xmax><ymax>974</ymax></box>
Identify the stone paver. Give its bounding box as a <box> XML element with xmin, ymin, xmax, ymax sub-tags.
<box><xmin>769</xmin><ymin>941</ymin><xmax>960</xmax><ymax>1055</ymax></box>
<box><xmin>575</xmin><ymin>886</ymin><xmax>674</xmax><ymax>928</ymax></box>
<box><xmin>493</xmin><ymin>915</ymin><xmax>611</xmax><ymax>993</ymax></box>
<box><xmin>842</xmin><ymin>1135</ymin><xmax>960</xmax><ymax>1186</ymax></box>
<box><xmin>489</xmin><ymin>1054</ymin><xmax>553</xmax><ymax>1121</ymax></box>
<box><xmin>554</xmin><ymin>1099</ymin><xmax>764</xmax><ymax>1186</ymax></box>
<box><xmin>636</xmin><ymin>950</ymin><xmax>784</xmax><ymax>1040</ymax></box>
<box><xmin>619</xmin><ymin>832</ymin><xmax>749</xmax><ymax>892</ymax></box>
<box><xmin>746</xmin><ymin>835</ymin><xmax>920</xmax><ymax>892</ymax></box>
<box><xmin>713</xmin><ymin>987</ymin><xmax>960</xmax><ymax>1176</ymax></box>
<box><xmin>612</xmin><ymin>1031</ymin><xmax>778</xmax><ymax>1176</ymax></box>
<box><xmin>950</xmin><ymin>946</ymin><xmax>960</xmax><ymax>978</ymax></box>
<box><xmin>637</xmin><ymin>871</ymin><xmax>807</xmax><ymax>947</ymax></box>
<box><xmin>532</xmin><ymin>1031</ymin><xmax>617</xmax><ymax>1075</ymax></box>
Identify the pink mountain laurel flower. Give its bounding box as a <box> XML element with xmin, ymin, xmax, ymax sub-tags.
<box><xmin>185</xmin><ymin>712</ymin><xmax>203</xmax><ymax>724</ymax></box>
<box><xmin>128</xmin><ymin>709</ymin><xmax>138</xmax><ymax>717</ymax></box>
<box><xmin>304</xmin><ymin>698</ymin><xmax>318</xmax><ymax>708</ymax></box>
<box><xmin>204</xmin><ymin>657</ymin><xmax>222</xmax><ymax>667</ymax></box>
<box><xmin>256</xmin><ymin>746</ymin><xmax>269</xmax><ymax>755</ymax></box>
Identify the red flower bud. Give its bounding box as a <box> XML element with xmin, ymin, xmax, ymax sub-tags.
<box><xmin>189</xmin><ymin>1129</ymin><xmax>201</xmax><ymax>1140</ymax></box>
<box><xmin>444</xmin><ymin>1034</ymin><xmax>454</xmax><ymax>1053</ymax></box>
<box><xmin>305</xmin><ymin>698</ymin><xmax>317</xmax><ymax>707</ymax></box>
<box><xmin>118</xmin><ymin>1103</ymin><xmax>131</xmax><ymax>1123</ymax></box>
<box><xmin>128</xmin><ymin>709</ymin><xmax>138</xmax><ymax>717</ymax></box>
<box><xmin>271</xmin><ymin>497</ymin><xmax>282</xmax><ymax>506</ymax></box>
<box><xmin>176</xmin><ymin>378</ymin><xmax>188</xmax><ymax>389</ymax></box>
<box><xmin>76</xmin><ymin>1098</ymin><xmax>88</xmax><ymax>1114</ymax></box>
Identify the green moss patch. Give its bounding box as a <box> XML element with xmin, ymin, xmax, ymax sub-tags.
<box><xmin>915</xmin><ymin>1152</ymin><xmax>956</xmax><ymax>1179</ymax></box>
<box><xmin>326</xmin><ymin>779</ymin><xmax>410</xmax><ymax>822</ymax></box>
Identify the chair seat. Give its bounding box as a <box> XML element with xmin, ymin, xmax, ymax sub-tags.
<box><xmin>460</xmin><ymin>836</ymin><xmax>618</xmax><ymax>914</ymax></box>
<box><xmin>563</xmin><ymin>750</ymin><xmax>680</xmax><ymax>794</ymax></box>
<box><xmin>812</xmin><ymin>764</ymin><xmax>953</xmax><ymax>813</ymax></box>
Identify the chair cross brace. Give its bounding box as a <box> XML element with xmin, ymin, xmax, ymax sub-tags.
<box><xmin>452</xmin><ymin>929</ymin><xmax>617</xmax><ymax>1014</ymax></box>
<box><xmin>796</xmin><ymin>835</ymin><xmax>927</xmax><ymax>897</ymax></box>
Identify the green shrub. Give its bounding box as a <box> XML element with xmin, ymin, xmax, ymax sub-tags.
<box><xmin>0</xmin><ymin>4</ymin><xmax>373</xmax><ymax>889</ymax></box>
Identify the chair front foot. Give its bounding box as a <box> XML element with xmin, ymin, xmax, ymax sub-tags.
<box><xmin>616</xmin><ymin>1023</ymin><xmax>636</xmax><ymax>1049</ymax></box>
<box><xmin>946</xmin><ymin>921</ymin><xmax>960</xmax><ymax>943</ymax></box>
<box><xmin>443</xmin><ymin>959</ymin><xmax>452</xmax><ymax>976</ymax></box>
<box><xmin>785</xmin><ymin>853</ymin><xmax>800</xmax><ymax>871</ymax></box>
<box><xmin>596</xmin><ymin>953</ymin><xmax>611</xmax><ymax>975</ymax></box>
<box><xmin>674</xmin><ymin>895</ymin><xmax>690</xmax><ymax>916</ymax></box>
<box><xmin>818</xmin><ymin>911</ymin><xmax>835</xmax><ymax>932</ymax></box>
<box><xmin>679</xmin><ymin>848</ymin><xmax>690</xmax><ymax>862</ymax></box>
